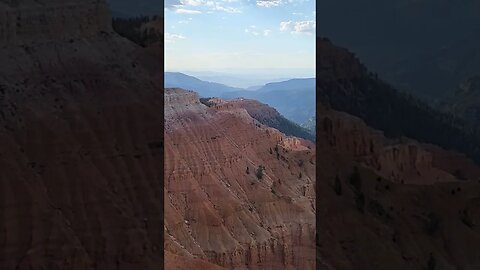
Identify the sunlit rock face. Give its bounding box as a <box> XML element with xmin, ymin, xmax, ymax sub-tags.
<box><xmin>164</xmin><ymin>88</ymin><xmax>316</xmax><ymax>270</ymax></box>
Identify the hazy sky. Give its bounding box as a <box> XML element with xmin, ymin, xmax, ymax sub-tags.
<box><xmin>165</xmin><ymin>0</ymin><xmax>315</xmax><ymax>75</ymax></box>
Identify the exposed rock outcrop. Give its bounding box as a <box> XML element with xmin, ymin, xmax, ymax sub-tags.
<box><xmin>318</xmin><ymin>105</ymin><xmax>480</xmax><ymax>184</ymax></box>
<box><xmin>207</xmin><ymin>97</ymin><xmax>315</xmax><ymax>142</ymax></box>
<box><xmin>164</xmin><ymin>89</ymin><xmax>316</xmax><ymax>269</ymax></box>
<box><xmin>316</xmin><ymin>37</ymin><xmax>480</xmax><ymax>270</ymax></box>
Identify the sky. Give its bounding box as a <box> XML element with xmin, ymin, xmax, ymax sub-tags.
<box><xmin>164</xmin><ymin>0</ymin><xmax>315</xmax><ymax>76</ymax></box>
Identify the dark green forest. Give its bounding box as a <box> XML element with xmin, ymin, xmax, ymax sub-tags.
<box><xmin>262</xmin><ymin>115</ymin><xmax>315</xmax><ymax>142</ymax></box>
<box><xmin>112</xmin><ymin>16</ymin><xmax>162</xmax><ymax>47</ymax></box>
<box><xmin>318</xmin><ymin>70</ymin><xmax>480</xmax><ymax>163</ymax></box>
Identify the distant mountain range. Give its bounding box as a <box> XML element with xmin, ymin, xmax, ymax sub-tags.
<box><xmin>181</xmin><ymin>70</ymin><xmax>301</xmax><ymax>88</ymax></box>
<box><xmin>222</xmin><ymin>79</ymin><xmax>316</xmax><ymax>127</ymax></box>
<box><xmin>164</xmin><ymin>72</ymin><xmax>243</xmax><ymax>97</ymax></box>
<box><xmin>164</xmin><ymin>72</ymin><xmax>315</xmax><ymax>129</ymax></box>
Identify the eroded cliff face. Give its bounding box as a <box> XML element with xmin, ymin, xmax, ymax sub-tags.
<box><xmin>318</xmin><ymin>105</ymin><xmax>480</xmax><ymax>185</ymax></box>
<box><xmin>210</xmin><ymin>98</ymin><xmax>282</xmax><ymax>123</ymax></box>
<box><xmin>317</xmin><ymin>105</ymin><xmax>480</xmax><ymax>270</ymax></box>
<box><xmin>0</xmin><ymin>1</ymin><xmax>165</xmax><ymax>269</ymax></box>
<box><xmin>316</xmin><ymin>63</ymin><xmax>480</xmax><ymax>269</ymax></box>
<box><xmin>206</xmin><ymin>97</ymin><xmax>315</xmax><ymax>143</ymax></box>
<box><xmin>164</xmin><ymin>89</ymin><xmax>316</xmax><ymax>270</ymax></box>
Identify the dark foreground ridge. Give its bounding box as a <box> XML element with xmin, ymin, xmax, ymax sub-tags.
<box><xmin>316</xmin><ymin>37</ymin><xmax>480</xmax><ymax>270</ymax></box>
<box><xmin>317</xmin><ymin>37</ymin><xmax>480</xmax><ymax>163</ymax></box>
<box><xmin>0</xmin><ymin>0</ymin><xmax>165</xmax><ymax>269</ymax></box>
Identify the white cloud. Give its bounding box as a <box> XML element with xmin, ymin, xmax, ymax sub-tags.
<box><xmin>175</xmin><ymin>8</ymin><xmax>202</xmax><ymax>14</ymax></box>
<box><xmin>165</xmin><ymin>33</ymin><xmax>186</xmax><ymax>43</ymax></box>
<box><xmin>280</xmin><ymin>20</ymin><xmax>315</xmax><ymax>34</ymax></box>
<box><xmin>181</xmin><ymin>0</ymin><xmax>205</xmax><ymax>6</ymax></box>
<box><xmin>213</xmin><ymin>5</ymin><xmax>241</xmax><ymax>13</ymax></box>
<box><xmin>245</xmin><ymin>26</ymin><xmax>271</xmax><ymax>37</ymax></box>
<box><xmin>256</xmin><ymin>0</ymin><xmax>282</xmax><ymax>7</ymax></box>
<box><xmin>167</xmin><ymin>0</ymin><xmax>241</xmax><ymax>13</ymax></box>
<box><xmin>280</xmin><ymin>21</ymin><xmax>292</xmax><ymax>31</ymax></box>
<box><xmin>255</xmin><ymin>0</ymin><xmax>311</xmax><ymax>8</ymax></box>
<box><xmin>165</xmin><ymin>0</ymin><xmax>183</xmax><ymax>8</ymax></box>
<box><xmin>244</xmin><ymin>28</ymin><xmax>259</xmax><ymax>36</ymax></box>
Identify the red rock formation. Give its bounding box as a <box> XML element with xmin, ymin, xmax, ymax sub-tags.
<box><xmin>317</xmin><ymin>101</ymin><xmax>480</xmax><ymax>270</ymax></box>
<box><xmin>164</xmin><ymin>89</ymin><xmax>316</xmax><ymax>269</ymax></box>
<box><xmin>318</xmin><ymin>105</ymin><xmax>480</xmax><ymax>185</ymax></box>
<box><xmin>208</xmin><ymin>97</ymin><xmax>315</xmax><ymax>143</ymax></box>
<box><xmin>210</xmin><ymin>98</ymin><xmax>282</xmax><ymax>124</ymax></box>
<box><xmin>165</xmin><ymin>251</ymin><xmax>228</xmax><ymax>270</ymax></box>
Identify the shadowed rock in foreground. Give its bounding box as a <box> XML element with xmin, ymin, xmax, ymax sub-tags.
<box><xmin>0</xmin><ymin>0</ymin><xmax>165</xmax><ymax>269</ymax></box>
<box><xmin>316</xmin><ymin>37</ymin><xmax>480</xmax><ymax>270</ymax></box>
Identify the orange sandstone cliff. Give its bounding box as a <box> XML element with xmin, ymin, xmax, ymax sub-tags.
<box><xmin>164</xmin><ymin>89</ymin><xmax>316</xmax><ymax>269</ymax></box>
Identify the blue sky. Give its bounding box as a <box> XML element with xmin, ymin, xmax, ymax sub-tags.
<box><xmin>165</xmin><ymin>0</ymin><xmax>315</xmax><ymax>76</ymax></box>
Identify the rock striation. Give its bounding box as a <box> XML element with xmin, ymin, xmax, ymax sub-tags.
<box><xmin>206</xmin><ymin>97</ymin><xmax>315</xmax><ymax>142</ymax></box>
<box><xmin>318</xmin><ymin>105</ymin><xmax>480</xmax><ymax>184</ymax></box>
<box><xmin>164</xmin><ymin>89</ymin><xmax>316</xmax><ymax>269</ymax></box>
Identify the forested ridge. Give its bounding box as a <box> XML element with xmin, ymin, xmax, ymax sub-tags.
<box><xmin>112</xmin><ymin>16</ymin><xmax>162</xmax><ymax>47</ymax></box>
<box><xmin>317</xmin><ymin>37</ymin><xmax>480</xmax><ymax>163</ymax></box>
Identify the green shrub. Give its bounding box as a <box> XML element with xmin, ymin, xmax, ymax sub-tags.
<box><xmin>256</xmin><ymin>166</ymin><xmax>264</xmax><ymax>180</ymax></box>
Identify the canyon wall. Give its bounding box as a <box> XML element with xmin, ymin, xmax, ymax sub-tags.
<box><xmin>164</xmin><ymin>89</ymin><xmax>316</xmax><ymax>270</ymax></box>
<box><xmin>318</xmin><ymin>106</ymin><xmax>480</xmax><ymax>184</ymax></box>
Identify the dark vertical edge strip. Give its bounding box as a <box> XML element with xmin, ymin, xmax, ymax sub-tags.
<box><xmin>315</xmin><ymin>0</ymin><xmax>321</xmax><ymax>268</ymax></box>
<box><xmin>160</xmin><ymin>1</ymin><xmax>165</xmax><ymax>268</ymax></box>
